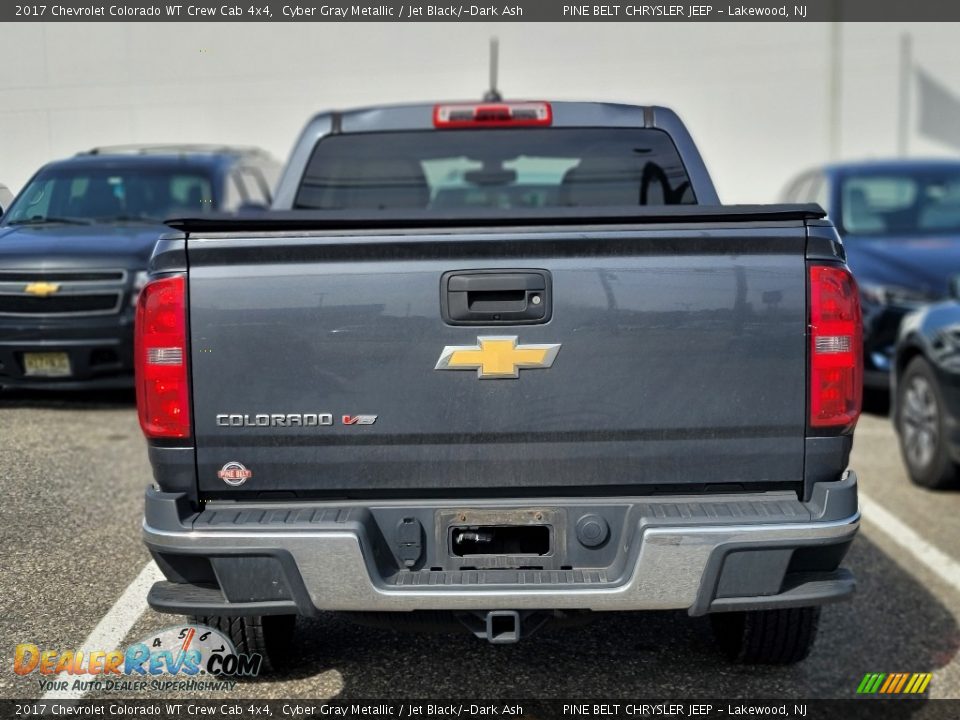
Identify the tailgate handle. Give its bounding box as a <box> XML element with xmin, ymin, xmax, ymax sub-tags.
<box><xmin>442</xmin><ymin>270</ymin><xmax>551</xmax><ymax>325</ymax></box>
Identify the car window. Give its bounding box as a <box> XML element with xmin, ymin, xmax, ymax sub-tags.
<box><xmin>171</xmin><ymin>175</ymin><xmax>214</xmax><ymax>210</ymax></box>
<box><xmin>221</xmin><ymin>171</ymin><xmax>248</xmax><ymax>211</ymax></box>
<box><xmin>3</xmin><ymin>166</ymin><xmax>214</xmax><ymax>224</ymax></box>
<box><xmin>295</xmin><ymin>128</ymin><xmax>696</xmax><ymax>211</ymax></box>
<box><xmin>238</xmin><ymin>168</ymin><xmax>270</xmax><ymax>205</ymax></box>
<box><xmin>258</xmin><ymin>163</ymin><xmax>280</xmax><ymax>200</ymax></box>
<box><xmin>16</xmin><ymin>178</ymin><xmax>53</xmax><ymax>218</ymax></box>
<box><xmin>841</xmin><ymin>171</ymin><xmax>960</xmax><ymax>236</ymax></box>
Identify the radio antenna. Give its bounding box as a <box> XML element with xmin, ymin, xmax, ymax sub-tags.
<box><xmin>483</xmin><ymin>37</ymin><xmax>503</xmax><ymax>102</ymax></box>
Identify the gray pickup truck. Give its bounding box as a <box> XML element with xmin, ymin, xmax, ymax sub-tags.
<box><xmin>138</xmin><ymin>101</ymin><xmax>862</xmax><ymax>668</ymax></box>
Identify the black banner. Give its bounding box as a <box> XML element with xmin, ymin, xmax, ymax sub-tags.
<box><xmin>3</xmin><ymin>700</ymin><xmax>960</xmax><ymax>720</ymax></box>
<box><xmin>7</xmin><ymin>0</ymin><xmax>960</xmax><ymax>23</ymax></box>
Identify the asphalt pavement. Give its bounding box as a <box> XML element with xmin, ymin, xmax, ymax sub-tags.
<box><xmin>1</xmin><ymin>391</ymin><xmax>958</xmax><ymax>704</ymax></box>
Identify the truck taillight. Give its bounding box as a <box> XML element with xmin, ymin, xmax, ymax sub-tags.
<box><xmin>135</xmin><ymin>274</ymin><xmax>190</xmax><ymax>439</ymax></box>
<box><xmin>809</xmin><ymin>264</ymin><xmax>862</xmax><ymax>430</ymax></box>
<box><xmin>433</xmin><ymin>102</ymin><xmax>552</xmax><ymax>128</ymax></box>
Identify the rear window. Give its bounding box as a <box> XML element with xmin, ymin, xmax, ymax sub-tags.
<box><xmin>294</xmin><ymin>128</ymin><xmax>695</xmax><ymax>211</ymax></box>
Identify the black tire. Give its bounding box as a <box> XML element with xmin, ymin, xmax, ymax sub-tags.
<box><xmin>711</xmin><ymin>607</ymin><xmax>820</xmax><ymax>664</ymax></box>
<box><xmin>189</xmin><ymin>615</ymin><xmax>296</xmax><ymax>674</ymax></box>
<box><xmin>896</xmin><ymin>356</ymin><xmax>960</xmax><ymax>489</ymax></box>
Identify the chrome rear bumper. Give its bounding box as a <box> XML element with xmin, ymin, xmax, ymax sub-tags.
<box><xmin>144</xmin><ymin>474</ymin><xmax>859</xmax><ymax>617</ymax></box>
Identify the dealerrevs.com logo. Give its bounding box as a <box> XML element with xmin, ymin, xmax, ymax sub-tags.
<box><xmin>14</xmin><ymin>624</ymin><xmax>261</xmax><ymax>693</ymax></box>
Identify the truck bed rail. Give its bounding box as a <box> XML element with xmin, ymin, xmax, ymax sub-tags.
<box><xmin>165</xmin><ymin>204</ymin><xmax>826</xmax><ymax>234</ymax></box>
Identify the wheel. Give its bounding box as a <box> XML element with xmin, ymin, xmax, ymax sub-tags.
<box><xmin>189</xmin><ymin>615</ymin><xmax>296</xmax><ymax>674</ymax></box>
<box><xmin>897</xmin><ymin>356</ymin><xmax>959</xmax><ymax>489</ymax></box>
<box><xmin>711</xmin><ymin>607</ymin><xmax>820</xmax><ymax>664</ymax></box>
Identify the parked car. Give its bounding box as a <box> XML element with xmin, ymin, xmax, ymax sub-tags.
<box><xmin>0</xmin><ymin>183</ymin><xmax>13</xmax><ymax>215</ymax></box>
<box><xmin>782</xmin><ymin>159</ymin><xmax>960</xmax><ymax>389</ymax></box>
<box><xmin>139</xmin><ymin>101</ymin><xmax>861</xmax><ymax>668</ymax></box>
<box><xmin>0</xmin><ymin>145</ymin><xmax>280</xmax><ymax>390</ymax></box>
<box><xmin>893</xmin><ymin>297</ymin><xmax>960</xmax><ymax>489</ymax></box>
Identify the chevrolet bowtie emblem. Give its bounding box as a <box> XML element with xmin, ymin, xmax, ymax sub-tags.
<box><xmin>435</xmin><ymin>336</ymin><xmax>561</xmax><ymax>379</ymax></box>
<box><xmin>24</xmin><ymin>282</ymin><xmax>60</xmax><ymax>297</ymax></box>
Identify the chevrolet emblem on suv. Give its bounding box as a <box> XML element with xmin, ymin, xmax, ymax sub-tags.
<box><xmin>435</xmin><ymin>336</ymin><xmax>561</xmax><ymax>379</ymax></box>
<box><xmin>24</xmin><ymin>282</ymin><xmax>60</xmax><ymax>297</ymax></box>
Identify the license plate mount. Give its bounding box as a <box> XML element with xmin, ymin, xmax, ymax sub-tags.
<box><xmin>435</xmin><ymin>507</ymin><xmax>563</xmax><ymax>571</ymax></box>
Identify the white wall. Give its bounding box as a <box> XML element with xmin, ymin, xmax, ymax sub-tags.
<box><xmin>1</xmin><ymin>22</ymin><xmax>959</xmax><ymax>201</ymax></box>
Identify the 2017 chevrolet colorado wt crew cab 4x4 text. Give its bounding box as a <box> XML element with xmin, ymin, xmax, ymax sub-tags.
<box><xmin>138</xmin><ymin>101</ymin><xmax>862</xmax><ymax>668</ymax></box>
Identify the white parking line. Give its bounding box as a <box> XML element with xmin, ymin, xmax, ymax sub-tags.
<box><xmin>42</xmin><ymin>560</ymin><xmax>163</xmax><ymax>700</ymax></box>
<box><xmin>859</xmin><ymin>491</ymin><xmax>960</xmax><ymax>594</ymax></box>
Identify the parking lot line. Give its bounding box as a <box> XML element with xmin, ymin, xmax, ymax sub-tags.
<box><xmin>859</xmin><ymin>491</ymin><xmax>960</xmax><ymax>594</ymax></box>
<box><xmin>41</xmin><ymin>560</ymin><xmax>163</xmax><ymax>700</ymax></box>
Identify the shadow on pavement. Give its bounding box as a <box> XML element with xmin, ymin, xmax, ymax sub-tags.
<box><xmin>0</xmin><ymin>388</ymin><xmax>135</xmax><ymax>410</ymax></box>
<box><xmin>259</xmin><ymin>535</ymin><xmax>957</xmax><ymax>703</ymax></box>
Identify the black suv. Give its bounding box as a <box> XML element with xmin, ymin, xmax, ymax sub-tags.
<box><xmin>0</xmin><ymin>145</ymin><xmax>280</xmax><ymax>390</ymax></box>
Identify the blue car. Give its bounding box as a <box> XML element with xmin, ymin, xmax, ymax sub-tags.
<box><xmin>0</xmin><ymin>145</ymin><xmax>279</xmax><ymax>390</ymax></box>
<box><xmin>782</xmin><ymin>159</ymin><xmax>960</xmax><ymax>389</ymax></box>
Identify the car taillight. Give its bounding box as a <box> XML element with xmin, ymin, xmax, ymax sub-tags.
<box><xmin>135</xmin><ymin>274</ymin><xmax>190</xmax><ymax>439</ymax></box>
<box><xmin>433</xmin><ymin>102</ymin><xmax>552</xmax><ymax>128</ymax></box>
<box><xmin>809</xmin><ymin>264</ymin><xmax>862</xmax><ymax>430</ymax></box>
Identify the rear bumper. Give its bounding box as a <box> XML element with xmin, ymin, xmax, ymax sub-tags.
<box><xmin>144</xmin><ymin>474</ymin><xmax>859</xmax><ymax>617</ymax></box>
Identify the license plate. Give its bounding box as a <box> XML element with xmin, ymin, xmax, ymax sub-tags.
<box><xmin>23</xmin><ymin>352</ymin><xmax>72</xmax><ymax>377</ymax></box>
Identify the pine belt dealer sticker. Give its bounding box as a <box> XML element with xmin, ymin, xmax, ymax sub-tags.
<box><xmin>218</xmin><ymin>461</ymin><xmax>252</xmax><ymax>486</ymax></box>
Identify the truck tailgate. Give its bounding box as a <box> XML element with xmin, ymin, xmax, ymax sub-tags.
<box><xmin>186</xmin><ymin>226</ymin><xmax>807</xmax><ymax>497</ymax></box>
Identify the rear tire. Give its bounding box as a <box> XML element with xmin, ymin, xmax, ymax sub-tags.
<box><xmin>189</xmin><ymin>615</ymin><xmax>296</xmax><ymax>674</ymax></box>
<box><xmin>711</xmin><ymin>607</ymin><xmax>820</xmax><ymax>664</ymax></box>
<box><xmin>896</xmin><ymin>356</ymin><xmax>960</xmax><ymax>489</ymax></box>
